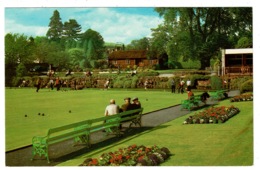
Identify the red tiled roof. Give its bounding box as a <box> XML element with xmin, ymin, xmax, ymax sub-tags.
<box><xmin>108</xmin><ymin>50</ymin><xmax>147</xmax><ymax>59</ymax></box>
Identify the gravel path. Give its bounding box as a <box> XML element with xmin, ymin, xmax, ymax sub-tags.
<box><xmin>5</xmin><ymin>104</ymin><xmax>191</xmax><ymax>166</ymax></box>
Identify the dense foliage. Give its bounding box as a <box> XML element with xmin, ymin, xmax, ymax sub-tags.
<box><xmin>150</xmin><ymin>8</ymin><xmax>252</xmax><ymax>70</ymax></box>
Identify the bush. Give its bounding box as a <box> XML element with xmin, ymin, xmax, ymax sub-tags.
<box><xmin>185</xmin><ymin>74</ymin><xmax>210</xmax><ymax>87</ymax></box>
<box><xmin>240</xmin><ymin>79</ymin><xmax>253</xmax><ymax>93</ymax></box>
<box><xmin>131</xmin><ymin>76</ymin><xmax>139</xmax><ymax>88</ymax></box>
<box><xmin>124</xmin><ymin>80</ymin><xmax>132</xmax><ymax>88</ymax></box>
<box><xmin>230</xmin><ymin>76</ymin><xmax>252</xmax><ymax>90</ymax></box>
<box><xmin>16</xmin><ymin>63</ymin><xmax>27</xmax><ymax>77</ymax></box>
<box><xmin>210</xmin><ymin>76</ymin><xmax>222</xmax><ymax>90</ymax></box>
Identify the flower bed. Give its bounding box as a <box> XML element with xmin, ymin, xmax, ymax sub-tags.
<box><xmin>80</xmin><ymin>144</ymin><xmax>171</xmax><ymax>166</ymax></box>
<box><xmin>230</xmin><ymin>93</ymin><xmax>253</xmax><ymax>102</ymax></box>
<box><xmin>183</xmin><ymin>105</ymin><xmax>240</xmax><ymax>124</ymax></box>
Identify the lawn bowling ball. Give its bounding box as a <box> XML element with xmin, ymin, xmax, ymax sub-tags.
<box><xmin>38</xmin><ymin>113</ymin><xmax>41</xmax><ymax>115</ymax></box>
<box><xmin>25</xmin><ymin>114</ymin><xmax>27</xmax><ymax>117</ymax></box>
<box><xmin>69</xmin><ymin>110</ymin><xmax>71</xmax><ymax>113</ymax></box>
<box><xmin>42</xmin><ymin>113</ymin><xmax>45</xmax><ymax>116</ymax></box>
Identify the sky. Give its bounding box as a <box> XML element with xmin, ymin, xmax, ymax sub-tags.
<box><xmin>5</xmin><ymin>7</ymin><xmax>163</xmax><ymax>44</ymax></box>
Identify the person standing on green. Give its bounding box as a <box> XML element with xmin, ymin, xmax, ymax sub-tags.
<box><xmin>171</xmin><ymin>79</ymin><xmax>175</xmax><ymax>93</ymax></box>
<box><xmin>36</xmin><ymin>77</ymin><xmax>42</xmax><ymax>92</ymax></box>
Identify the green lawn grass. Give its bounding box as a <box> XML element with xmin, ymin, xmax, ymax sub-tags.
<box><xmin>5</xmin><ymin>88</ymin><xmax>187</xmax><ymax>151</ymax></box>
<box><xmin>58</xmin><ymin>100</ymin><xmax>253</xmax><ymax>166</ymax></box>
<box><xmin>5</xmin><ymin>88</ymin><xmax>253</xmax><ymax>166</ymax></box>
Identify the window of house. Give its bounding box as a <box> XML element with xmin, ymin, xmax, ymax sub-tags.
<box><xmin>113</xmin><ymin>60</ymin><xmax>117</xmax><ymax>64</ymax></box>
<box><xmin>125</xmin><ymin>59</ymin><xmax>130</xmax><ymax>64</ymax></box>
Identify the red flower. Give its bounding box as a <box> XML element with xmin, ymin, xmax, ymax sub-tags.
<box><xmin>137</xmin><ymin>149</ymin><xmax>143</xmax><ymax>154</ymax></box>
<box><xmin>145</xmin><ymin>148</ymin><xmax>151</xmax><ymax>153</ymax></box>
<box><xmin>92</xmin><ymin>158</ymin><xmax>98</xmax><ymax>165</ymax></box>
<box><xmin>117</xmin><ymin>154</ymin><xmax>123</xmax><ymax>160</ymax></box>
<box><xmin>109</xmin><ymin>158</ymin><xmax>115</xmax><ymax>163</ymax></box>
<box><xmin>138</xmin><ymin>155</ymin><xmax>144</xmax><ymax>161</ymax></box>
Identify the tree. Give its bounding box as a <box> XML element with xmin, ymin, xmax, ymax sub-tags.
<box><xmin>5</xmin><ymin>33</ymin><xmax>35</xmax><ymax>65</ymax></box>
<box><xmin>236</xmin><ymin>37</ymin><xmax>252</xmax><ymax>48</ymax></box>
<box><xmin>126</xmin><ymin>37</ymin><xmax>150</xmax><ymax>50</ymax></box>
<box><xmin>46</xmin><ymin>10</ymin><xmax>63</xmax><ymax>42</ymax></box>
<box><xmin>154</xmin><ymin>7</ymin><xmax>252</xmax><ymax>69</ymax></box>
<box><xmin>80</xmin><ymin>29</ymin><xmax>105</xmax><ymax>68</ymax></box>
<box><xmin>16</xmin><ymin>63</ymin><xmax>27</xmax><ymax>77</ymax></box>
<box><xmin>67</xmin><ymin>48</ymin><xmax>85</xmax><ymax>70</ymax></box>
<box><xmin>63</xmin><ymin>19</ymin><xmax>82</xmax><ymax>40</ymax></box>
<box><xmin>33</xmin><ymin>36</ymin><xmax>51</xmax><ymax>63</ymax></box>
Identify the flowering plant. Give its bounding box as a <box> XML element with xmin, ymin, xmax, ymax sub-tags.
<box><xmin>80</xmin><ymin>144</ymin><xmax>171</xmax><ymax>166</ymax></box>
<box><xmin>183</xmin><ymin>105</ymin><xmax>240</xmax><ymax>124</ymax></box>
<box><xmin>230</xmin><ymin>93</ymin><xmax>253</xmax><ymax>102</ymax></box>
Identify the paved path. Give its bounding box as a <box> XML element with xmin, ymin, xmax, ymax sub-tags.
<box><xmin>5</xmin><ymin>104</ymin><xmax>190</xmax><ymax>166</ymax></box>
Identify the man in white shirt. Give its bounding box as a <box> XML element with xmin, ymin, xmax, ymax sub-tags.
<box><xmin>104</xmin><ymin>99</ymin><xmax>119</xmax><ymax>116</ymax></box>
<box><xmin>186</xmin><ymin>79</ymin><xmax>191</xmax><ymax>91</ymax></box>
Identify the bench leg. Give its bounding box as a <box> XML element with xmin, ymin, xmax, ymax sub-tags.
<box><xmin>129</xmin><ymin>118</ymin><xmax>142</xmax><ymax>128</ymax></box>
<box><xmin>31</xmin><ymin>145</ymin><xmax>49</xmax><ymax>163</ymax></box>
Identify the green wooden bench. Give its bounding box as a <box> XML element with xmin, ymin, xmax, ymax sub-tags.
<box><xmin>210</xmin><ymin>89</ymin><xmax>228</xmax><ymax>101</ymax></box>
<box><xmin>31</xmin><ymin>108</ymin><xmax>143</xmax><ymax>163</ymax></box>
<box><xmin>181</xmin><ymin>94</ymin><xmax>203</xmax><ymax>111</ymax></box>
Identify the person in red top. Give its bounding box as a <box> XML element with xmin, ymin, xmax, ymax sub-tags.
<box><xmin>187</xmin><ymin>90</ymin><xmax>194</xmax><ymax>100</ymax></box>
<box><xmin>55</xmin><ymin>77</ymin><xmax>61</xmax><ymax>91</ymax></box>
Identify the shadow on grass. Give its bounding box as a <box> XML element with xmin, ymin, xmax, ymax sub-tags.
<box><xmin>52</xmin><ymin>125</ymin><xmax>170</xmax><ymax>164</ymax></box>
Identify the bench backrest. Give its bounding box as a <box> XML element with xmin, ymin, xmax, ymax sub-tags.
<box><xmin>46</xmin><ymin>119</ymin><xmax>91</xmax><ymax>144</ymax></box>
<box><xmin>190</xmin><ymin>94</ymin><xmax>202</xmax><ymax>101</ymax></box>
<box><xmin>88</xmin><ymin>108</ymin><xmax>143</xmax><ymax>132</ymax></box>
<box><xmin>119</xmin><ymin>108</ymin><xmax>143</xmax><ymax>122</ymax></box>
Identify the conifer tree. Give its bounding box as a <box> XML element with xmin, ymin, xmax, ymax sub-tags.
<box><xmin>46</xmin><ymin>10</ymin><xmax>63</xmax><ymax>42</ymax></box>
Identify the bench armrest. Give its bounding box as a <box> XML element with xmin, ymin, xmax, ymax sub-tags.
<box><xmin>32</xmin><ymin>136</ymin><xmax>48</xmax><ymax>146</ymax></box>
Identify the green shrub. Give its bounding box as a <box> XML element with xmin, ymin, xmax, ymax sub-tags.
<box><xmin>16</xmin><ymin>63</ymin><xmax>27</xmax><ymax>77</ymax></box>
<box><xmin>185</xmin><ymin>74</ymin><xmax>210</xmax><ymax>87</ymax></box>
<box><xmin>11</xmin><ymin>77</ymin><xmax>22</xmax><ymax>87</ymax></box>
<box><xmin>124</xmin><ymin>80</ymin><xmax>132</xmax><ymax>88</ymax></box>
<box><xmin>131</xmin><ymin>76</ymin><xmax>139</xmax><ymax>88</ymax></box>
<box><xmin>230</xmin><ymin>76</ymin><xmax>252</xmax><ymax>90</ymax></box>
<box><xmin>240</xmin><ymin>79</ymin><xmax>253</xmax><ymax>93</ymax></box>
<box><xmin>210</xmin><ymin>76</ymin><xmax>222</xmax><ymax>90</ymax></box>
<box><xmin>178</xmin><ymin>57</ymin><xmax>201</xmax><ymax>69</ymax></box>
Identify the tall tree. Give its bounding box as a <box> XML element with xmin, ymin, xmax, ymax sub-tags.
<box><xmin>67</xmin><ymin>48</ymin><xmax>85</xmax><ymax>70</ymax></box>
<box><xmin>46</xmin><ymin>10</ymin><xmax>63</xmax><ymax>42</ymax></box>
<box><xmin>63</xmin><ymin>19</ymin><xmax>82</xmax><ymax>40</ymax></box>
<box><xmin>5</xmin><ymin>33</ymin><xmax>35</xmax><ymax>65</ymax></box>
<box><xmin>154</xmin><ymin>7</ymin><xmax>252</xmax><ymax>69</ymax></box>
<box><xmin>80</xmin><ymin>29</ymin><xmax>105</xmax><ymax>68</ymax></box>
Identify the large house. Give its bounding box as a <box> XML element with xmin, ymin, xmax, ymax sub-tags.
<box><xmin>221</xmin><ymin>48</ymin><xmax>253</xmax><ymax>76</ymax></box>
<box><xmin>108</xmin><ymin>50</ymin><xmax>159</xmax><ymax>69</ymax></box>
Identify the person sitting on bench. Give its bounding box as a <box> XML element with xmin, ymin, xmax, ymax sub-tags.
<box><xmin>104</xmin><ymin>99</ymin><xmax>120</xmax><ymax>116</ymax></box>
<box><xmin>201</xmin><ymin>91</ymin><xmax>210</xmax><ymax>103</ymax></box>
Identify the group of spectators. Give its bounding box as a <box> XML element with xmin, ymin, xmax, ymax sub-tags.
<box><xmin>35</xmin><ymin>76</ymin><xmax>88</xmax><ymax>92</ymax></box>
<box><xmin>104</xmin><ymin>97</ymin><xmax>142</xmax><ymax>129</ymax></box>
<box><xmin>171</xmin><ymin>79</ymin><xmax>191</xmax><ymax>94</ymax></box>
<box><xmin>104</xmin><ymin>97</ymin><xmax>141</xmax><ymax>117</ymax></box>
<box><xmin>170</xmin><ymin>78</ymin><xmax>211</xmax><ymax>102</ymax></box>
